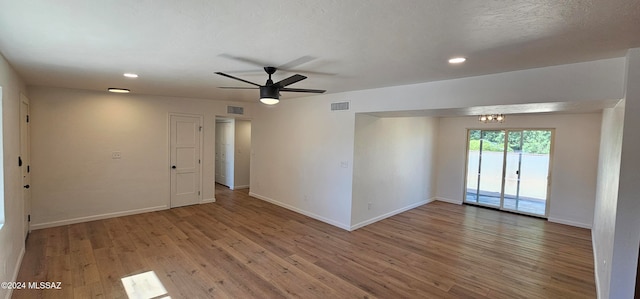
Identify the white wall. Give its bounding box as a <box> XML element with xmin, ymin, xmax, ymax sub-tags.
<box><xmin>250</xmin><ymin>58</ymin><xmax>625</xmax><ymax>231</ymax></box>
<box><xmin>233</xmin><ymin>119</ymin><xmax>251</xmax><ymax>189</ymax></box>
<box><xmin>606</xmin><ymin>48</ymin><xmax>640</xmax><ymax>299</ymax></box>
<box><xmin>250</xmin><ymin>97</ymin><xmax>355</xmax><ymax>229</ymax></box>
<box><xmin>352</xmin><ymin>115</ymin><xmax>438</xmax><ymax>229</ymax></box>
<box><xmin>0</xmin><ymin>53</ymin><xmax>28</xmax><ymax>299</ymax></box>
<box><xmin>435</xmin><ymin>113</ymin><xmax>602</xmax><ymax>228</ymax></box>
<box><xmin>28</xmin><ymin>86</ymin><xmax>251</xmax><ymax>228</ymax></box>
<box><xmin>592</xmin><ymin>100</ymin><xmax>625</xmax><ymax>298</ymax></box>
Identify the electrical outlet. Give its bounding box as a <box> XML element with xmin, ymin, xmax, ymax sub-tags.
<box><xmin>340</xmin><ymin>161</ymin><xmax>349</xmax><ymax>168</ymax></box>
<box><xmin>368</xmin><ymin>202</ymin><xmax>372</xmax><ymax>210</ymax></box>
<box><xmin>112</xmin><ymin>151</ymin><xmax>122</xmax><ymax>159</ymax></box>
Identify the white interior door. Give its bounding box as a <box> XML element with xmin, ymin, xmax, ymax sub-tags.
<box><xmin>170</xmin><ymin>114</ymin><xmax>202</xmax><ymax>208</ymax></box>
<box><xmin>215</xmin><ymin>120</ymin><xmax>234</xmax><ymax>187</ymax></box>
<box><xmin>20</xmin><ymin>94</ymin><xmax>31</xmax><ymax>238</ymax></box>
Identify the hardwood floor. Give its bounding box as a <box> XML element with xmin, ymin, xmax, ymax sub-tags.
<box><xmin>13</xmin><ymin>185</ymin><xmax>596</xmax><ymax>298</ymax></box>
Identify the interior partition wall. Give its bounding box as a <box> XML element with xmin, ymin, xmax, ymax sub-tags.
<box><xmin>464</xmin><ymin>129</ymin><xmax>554</xmax><ymax>217</ymax></box>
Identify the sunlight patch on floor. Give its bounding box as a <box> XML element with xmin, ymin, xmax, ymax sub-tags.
<box><xmin>121</xmin><ymin>271</ymin><xmax>170</xmax><ymax>299</ymax></box>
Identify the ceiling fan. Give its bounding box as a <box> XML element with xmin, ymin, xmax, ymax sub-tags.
<box><xmin>216</xmin><ymin>66</ymin><xmax>326</xmax><ymax>105</ymax></box>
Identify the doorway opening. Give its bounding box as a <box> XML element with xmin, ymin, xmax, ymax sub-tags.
<box><xmin>215</xmin><ymin>117</ymin><xmax>251</xmax><ymax>190</ymax></box>
<box><xmin>464</xmin><ymin>129</ymin><xmax>554</xmax><ymax>217</ymax></box>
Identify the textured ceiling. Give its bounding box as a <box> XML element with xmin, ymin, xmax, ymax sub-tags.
<box><xmin>0</xmin><ymin>0</ymin><xmax>638</xmax><ymax>103</ymax></box>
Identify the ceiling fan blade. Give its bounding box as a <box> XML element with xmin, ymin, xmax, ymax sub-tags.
<box><xmin>275</xmin><ymin>74</ymin><xmax>307</xmax><ymax>87</ymax></box>
<box><xmin>219</xmin><ymin>87</ymin><xmax>259</xmax><ymax>89</ymax></box>
<box><xmin>277</xmin><ymin>56</ymin><xmax>316</xmax><ymax>70</ymax></box>
<box><xmin>215</xmin><ymin>72</ymin><xmax>261</xmax><ymax>87</ymax></box>
<box><xmin>280</xmin><ymin>87</ymin><xmax>326</xmax><ymax>93</ymax></box>
<box><xmin>218</xmin><ymin>54</ymin><xmax>269</xmax><ymax>68</ymax></box>
<box><xmin>270</xmin><ymin>69</ymin><xmax>337</xmax><ymax>76</ymax></box>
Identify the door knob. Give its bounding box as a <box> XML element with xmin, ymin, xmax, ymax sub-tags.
<box><xmin>171</xmin><ymin>165</ymin><xmax>176</xmax><ymax>169</ymax></box>
<box><xmin>24</xmin><ymin>184</ymin><xmax>30</xmax><ymax>189</ymax></box>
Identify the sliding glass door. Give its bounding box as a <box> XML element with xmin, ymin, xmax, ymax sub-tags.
<box><xmin>465</xmin><ymin>129</ymin><xmax>553</xmax><ymax>217</ymax></box>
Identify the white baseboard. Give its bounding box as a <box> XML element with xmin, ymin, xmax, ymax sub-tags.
<box><xmin>592</xmin><ymin>231</ymin><xmax>602</xmax><ymax>299</ymax></box>
<box><xmin>233</xmin><ymin>185</ymin><xmax>249</xmax><ymax>190</ymax></box>
<box><xmin>350</xmin><ymin>198</ymin><xmax>434</xmax><ymax>231</ymax></box>
<box><xmin>548</xmin><ymin>217</ymin><xmax>592</xmax><ymax>229</ymax></box>
<box><xmin>31</xmin><ymin>205</ymin><xmax>169</xmax><ymax>230</ymax></box>
<box><xmin>436</xmin><ymin>197</ymin><xmax>463</xmax><ymax>205</ymax></box>
<box><xmin>248</xmin><ymin>192</ymin><xmax>351</xmax><ymax>231</ymax></box>
<box><xmin>200</xmin><ymin>198</ymin><xmax>216</xmax><ymax>204</ymax></box>
<box><xmin>5</xmin><ymin>247</ymin><xmax>25</xmax><ymax>299</ymax></box>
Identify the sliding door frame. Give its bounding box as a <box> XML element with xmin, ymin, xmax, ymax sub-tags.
<box><xmin>462</xmin><ymin>128</ymin><xmax>555</xmax><ymax>218</ymax></box>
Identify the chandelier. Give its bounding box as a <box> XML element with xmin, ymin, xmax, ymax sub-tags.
<box><xmin>478</xmin><ymin>114</ymin><xmax>505</xmax><ymax>123</ymax></box>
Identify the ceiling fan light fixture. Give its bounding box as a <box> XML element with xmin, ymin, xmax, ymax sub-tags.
<box><xmin>260</xmin><ymin>85</ymin><xmax>280</xmax><ymax>105</ymax></box>
<box><xmin>260</xmin><ymin>98</ymin><xmax>280</xmax><ymax>105</ymax></box>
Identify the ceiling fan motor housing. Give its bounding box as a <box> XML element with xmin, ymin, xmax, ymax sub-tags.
<box><xmin>260</xmin><ymin>85</ymin><xmax>279</xmax><ymax>99</ymax></box>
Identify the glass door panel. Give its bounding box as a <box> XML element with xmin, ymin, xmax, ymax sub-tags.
<box><xmin>465</xmin><ymin>130</ymin><xmax>504</xmax><ymax>208</ymax></box>
<box><xmin>503</xmin><ymin>130</ymin><xmax>551</xmax><ymax>216</ymax></box>
<box><xmin>465</xmin><ymin>130</ymin><xmax>481</xmax><ymax>203</ymax></box>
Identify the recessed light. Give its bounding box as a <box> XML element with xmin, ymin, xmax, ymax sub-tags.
<box><xmin>123</xmin><ymin>73</ymin><xmax>139</xmax><ymax>78</ymax></box>
<box><xmin>449</xmin><ymin>57</ymin><xmax>466</xmax><ymax>64</ymax></box>
<box><xmin>108</xmin><ymin>88</ymin><xmax>130</xmax><ymax>93</ymax></box>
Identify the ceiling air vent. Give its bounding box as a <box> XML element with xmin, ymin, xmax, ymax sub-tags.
<box><xmin>227</xmin><ymin>106</ymin><xmax>244</xmax><ymax>115</ymax></box>
<box><xmin>331</xmin><ymin>102</ymin><xmax>350</xmax><ymax>111</ymax></box>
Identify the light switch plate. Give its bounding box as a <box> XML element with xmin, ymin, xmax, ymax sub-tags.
<box><xmin>112</xmin><ymin>151</ymin><xmax>122</xmax><ymax>159</ymax></box>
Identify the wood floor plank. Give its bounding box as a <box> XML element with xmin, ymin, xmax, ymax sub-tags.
<box><xmin>72</xmin><ymin>282</ymin><xmax>104</xmax><ymax>299</ymax></box>
<box><xmin>93</xmin><ymin>247</ymin><xmax>128</xmax><ymax>299</ymax></box>
<box><xmin>13</xmin><ymin>184</ymin><xmax>596</xmax><ymax>298</ymax></box>
<box><xmin>170</xmin><ymin>219</ymin><xmax>282</xmax><ymax>297</ymax></box>
<box><xmin>214</xmin><ymin>231</ymin><xmax>341</xmax><ymax>298</ymax></box>
<box><xmin>143</xmin><ymin>238</ymin><xmax>232</xmax><ymax>299</ymax></box>
<box><xmin>284</xmin><ymin>254</ymin><xmax>375</xmax><ymax>299</ymax></box>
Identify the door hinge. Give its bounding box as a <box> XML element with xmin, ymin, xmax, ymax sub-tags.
<box><xmin>198</xmin><ymin>191</ymin><xmax>201</xmax><ymax>196</ymax></box>
<box><xmin>199</xmin><ymin>126</ymin><xmax>202</xmax><ymax>132</ymax></box>
<box><xmin>27</xmin><ymin>165</ymin><xmax>30</xmax><ymax>173</ymax></box>
<box><xmin>18</xmin><ymin>156</ymin><xmax>22</xmax><ymax>167</ymax></box>
<box><xmin>199</xmin><ymin>159</ymin><xmax>201</xmax><ymax>164</ymax></box>
<box><xmin>26</xmin><ymin>115</ymin><xmax>30</xmax><ymax>123</ymax></box>
<box><xmin>28</xmin><ymin>214</ymin><xmax>30</xmax><ymax>222</ymax></box>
